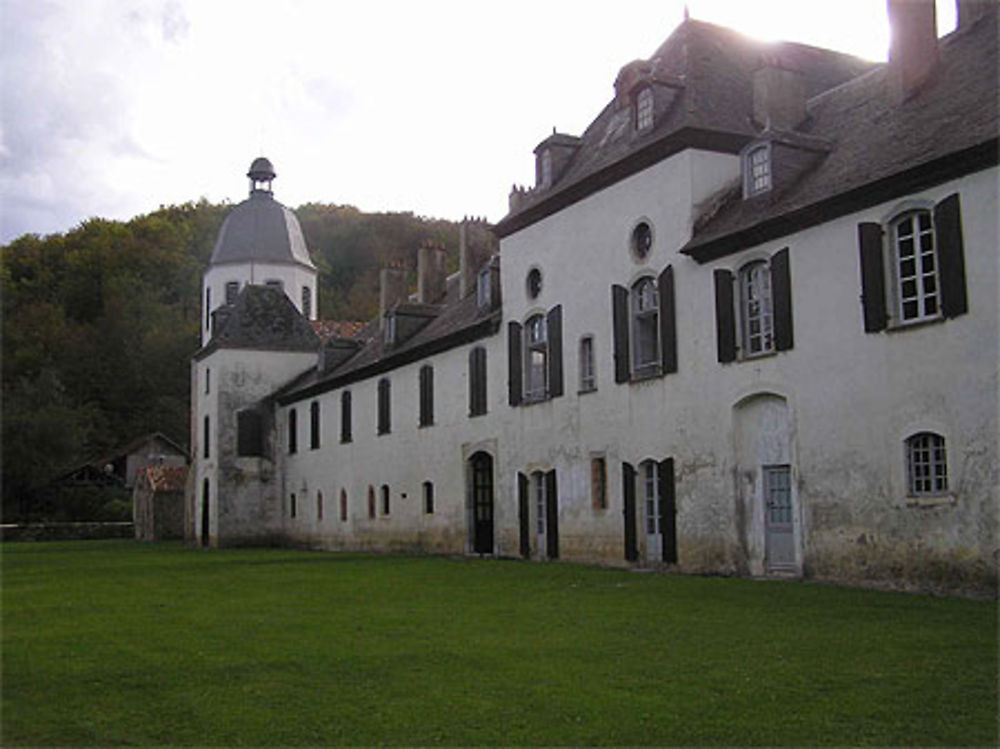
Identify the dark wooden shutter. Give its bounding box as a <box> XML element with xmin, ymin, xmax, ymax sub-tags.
<box><xmin>377</xmin><ymin>379</ymin><xmax>390</xmax><ymax>435</ymax></box>
<box><xmin>934</xmin><ymin>193</ymin><xmax>968</xmax><ymax>318</ymax></box>
<box><xmin>658</xmin><ymin>457</ymin><xmax>677</xmax><ymax>564</ymax></box>
<box><xmin>547</xmin><ymin>305</ymin><xmax>564</xmax><ymax>398</ymax></box>
<box><xmin>770</xmin><ymin>248</ymin><xmax>794</xmax><ymax>351</ymax></box>
<box><xmin>288</xmin><ymin>409</ymin><xmax>297</xmax><ymax>454</ymax></box>
<box><xmin>858</xmin><ymin>222</ymin><xmax>887</xmax><ymax>333</ymax></box>
<box><xmin>713</xmin><ymin>269</ymin><xmax>736</xmax><ymax>363</ymax></box>
<box><xmin>341</xmin><ymin>391</ymin><xmax>352</xmax><ymax>443</ymax></box>
<box><xmin>545</xmin><ymin>469</ymin><xmax>559</xmax><ymax>560</ymax></box>
<box><xmin>310</xmin><ymin>401</ymin><xmax>320</xmax><ymax>449</ymax></box>
<box><xmin>657</xmin><ymin>265</ymin><xmax>677</xmax><ymax>374</ymax></box>
<box><xmin>623</xmin><ymin>462</ymin><xmax>638</xmax><ymax>562</ymax></box>
<box><xmin>612</xmin><ymin>285</ymin><xmax>630</xmax><ymax>383</ymax></box>
<box><xmin>419</xmin><ymin>365</ymin><xmax>433</xmax><ymax>426</ymax></box>
<box><xmin>508</xmin><ymin>321</ymin><xmax>523</xmax><ymax>406</ymax></box>
<box><xmin>469</xmin><ymin>348</ymin><xmax>486</xmax><ymax>416</ymax></box>
<box><xmin>518</xmin><ymin>472</ymin><xmax>530</xmax><ymax>559</ymax></box>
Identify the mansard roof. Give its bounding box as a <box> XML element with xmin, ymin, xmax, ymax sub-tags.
<box><xmin>209</xmin><ymin>191</ymin><xmax>315</xmax><ymax>269</ymax></box>
<box><xmin>275</xmin><ymin>274</ymin><xmax>500</xmax><ymax>405</ymax></box>
<box><xmin>195</xmin><ymin>285</ymin><xmax>319</xmax><ymax>359</ymax></box>
<box><xmin>495</xmin><ymin>18</ymin><xmax>874</xmax><ymax>238</ymax></box>
<box><xmin>683</xmin><ymin>6</ymin><xmax>999</xmax><ymax>262</ymax></box>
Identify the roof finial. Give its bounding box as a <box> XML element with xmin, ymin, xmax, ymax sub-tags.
<box><xmin>683</xmin><ymin>3</ymin><xmax>690</xmax><ymax>21</ymax></box>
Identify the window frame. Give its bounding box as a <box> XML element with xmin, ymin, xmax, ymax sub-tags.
<box><xmin>301</xmin><ymin>285</ymin><xmax>312</xmax><ymax>318</ymax></box>
<box><xmin>380</xmin><ymin>484</ymin><xmax>391</xmax><ymax>516</ymax></box>
<box><xmin>225</xmin><ymin>281</ymin><xmax>239</xmax><ymax>305</ymax></box>
<box><xmin>738</xmin><ymin>259</ymin><xmax>775</xmax><ymax>357</ymax></box>
<box><xmin>630</xmin><ymin>276</ymin><xmax>660</xmax><ymax>377</ymax></box>
<box><xmin>524</xmin><ymin>314</ymin><xmax>549</xmax><ymax>402</ymax></box>
<box><xmin>579</xmin><ymin>335</ymin><xmax>596</xmax><ymax>393</ymax></box>
<box><xmin>889</xmin><ymin>209</ymin><xmax>941</xmax><ymax>325</ymax></box>
<box><xmin>635</xmin><ymin>86</ymin><xmax>654</xmax><ymax>132</ymax></box>
<box><xmin>906</xmin><ymin>432</ymin><xmax>949</xmax><ymax>498</ymax></box>
<box><xmin>744</xmin><ymin>143</ymin><xmax>772</xmax><ymax>197</ymax></box>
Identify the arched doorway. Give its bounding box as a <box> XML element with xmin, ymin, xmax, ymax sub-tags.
<box><xmin>469</xmin><ymin>452</ymin><xmax>494</xmax><ymax>555</ymax></box>
<box><xmin>734</xmin><ymin>393</ymin><xmax>798</xmax><ymax>575</ymax></box>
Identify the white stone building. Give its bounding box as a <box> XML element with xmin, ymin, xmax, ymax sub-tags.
<box><xmin>189</xmin><ymin>1</ymin><xmax>998</xmax><ymax>595</ymax></box>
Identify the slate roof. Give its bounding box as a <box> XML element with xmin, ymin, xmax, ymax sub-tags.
<box><xmin>276</xmin><ymin>273</ymin><xmax>501</xmax><ymax>404</ymax></box>
<box><xmin>196</xmin><ymin>285</ymin><xmax>319</xmax><ymax>359</ymax></box>
<box><xmin>683</xmin><ymin>6</ymin><xmax>999</xmax><ymax>261</ymax></box>
<box><xmin>495</xmin><ymin>17</ymin><xmax>874</xmax><ymax>237</ymax></box>
<box><xmin>209</xmin><ymin>190</ymin><xmax>315</xmax><ymax>268</ymax></box>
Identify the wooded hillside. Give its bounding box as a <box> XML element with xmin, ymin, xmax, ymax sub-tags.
<box><xmin>1</xmin><ymin>201</ymin><xmax>459</xmax><ymax>520</ymax></box>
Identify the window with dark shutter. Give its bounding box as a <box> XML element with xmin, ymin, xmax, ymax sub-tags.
<box><xmin>518</xmin><ymin>472</ymin><xmax>530</xmax><ymax>558</ymax></box>
<box><xmin>309</xmin><ymin>401</ymin><xmax>320</xmax><ymax>450</ymax></box>
<box><xmin>288</xmin><ymin>408</ymin><xmax>297</xmax><ymax>454</ymax></box>
<box><xmin>934</xmin><ymin>193</ymin><xmax>968</xmax><ymax>319</ymax></box>
<box><xmin>340</xmin><ymin>391</ymin><xmax>352</xmax><ymax>443</ymax></box>
<box><xmin>770</xmin><ymin>248</ymin><xmax>793</xmax><ymax>352</ymax></box>
<box><xmin>423</xmin><ymin>481</ymin><xmax>434</xmax><ymax>514</ymax></box>
<box><xmin>340</xmin><ymin>489</ymin><xmax>348</xmax><ymax>522</ymax></box>
<box><xmin>508</xmin><ymin>321</ymin><xmax>523</xmax><ymax>406</ymax></box>
<box><xmin>658</xmin><ymin>457</ymin><xmax>677</xmax><ymax>564</ymax></box>
<box><xmin>714</xmin><ymin>269</ymin><xmax>736</xmax><ymax>363</ymax></box>
<box><xmin>612</xmin><ymin>285</ymin><xmax>630</xmax><ymax>383</ymax></box>
<box><xmin>858</xmin><ymin>222</ymin><xmax>888</xmax><ymax>333</ymax></box>
<box><xmin>658</xmin><ymin>265</ymin><xmax>677</xmax><ymax>374</ymax></box>
<box><xmin>419</xmin><ymin>365</ymin><xmax>434</xmax><ymax>427</ymax></box>
<box><xmin>547</xmin><ymin>305</ymin><xmax>563</xmax><ymax>398</ymax></box>
<box><xmin>377</xmin><ymin>379</ymin><xmax>390</xmax><ymax>435</ymax></box>
<box><xmin>381</xmin><ymin>484</ymin><xmax>390</xmax><ymax>515</ymax></box>
<box><xmin>203</xmin><ymin>415</ymin><xmax>210</xmax><ymax>459</ymax></box>
<box><xmin>623</xmin><ymin>462</ymin><xmax>638</xmax><ymax>562</ymax></box>
<box><xmin>237</xmin><ymin>410</ymin><xmax>264</xmax><ymax>457</ymax></box>
<box><xmin>545</xmin><ymin>469</ymin><xmax>559</xmax><ymax>560</ymax></box>
<box><xmin>469</xmin><ymin>347</ymin><xmax>487</xmax><ymax>416</ymax></box>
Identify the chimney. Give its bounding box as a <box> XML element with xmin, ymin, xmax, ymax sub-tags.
<box><xmin>888</xmin><ymin>0</ymin><xmax>939</xmax><ymax>100</ymax></box>
<box><xmin>417</xmin><ymin>240</ymin><xmax>448</xmax><ymax>304</ymax></box>
<box><xmin>957</xmin><ymin>0</ymin><xmax>988</xmax><ymax>29</ymax></box>
<box><xmin>752</xmin><ymin>55</ymin><xmax>806</xmax><ymax>131</ymax></box>
<box><xmin>379</xmin><ymin>262</ymin><xmax>408</xmax><ymax>330</ymax></box>
<box><xmin>459</xmin><ymin>218</ymin><xmax>498</xmax><ymax>298</ymax></box>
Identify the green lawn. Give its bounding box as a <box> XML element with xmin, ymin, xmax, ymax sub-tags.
<box><xmin>2</xmin><ymin>541</ymin><xmax>996</xmax><ymax>747</ymax></box>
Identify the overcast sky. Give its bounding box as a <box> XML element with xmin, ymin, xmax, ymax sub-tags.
<box><xmin>0</xmin><ymin>0</ymin><xmax>957</xmax><ymax>244</ymax></box>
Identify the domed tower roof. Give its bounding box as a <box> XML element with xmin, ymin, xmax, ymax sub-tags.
<box><xmin>209</xmin><ymin>157</ymin><xmax>315</xmax><ymax>269</ymax></box>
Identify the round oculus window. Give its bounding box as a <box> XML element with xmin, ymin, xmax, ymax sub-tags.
<box><xmin>526</xmin><ymin>267</ymin><xmax>542</xmax><ymax>299</ymax></box>
<box><xmin>632</xmin><ymin>221</ymin><xmax>653</xmax><ymax>260</ymax></box>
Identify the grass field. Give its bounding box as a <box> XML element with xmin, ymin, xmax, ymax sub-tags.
<box><xmin>2</xmin><ymin>541</ymin><xmax>996</xmax><ymax>747</ymax></box>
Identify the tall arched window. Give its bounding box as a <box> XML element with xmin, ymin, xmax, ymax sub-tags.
<box><xmin>891</xmin><ymin>210</ymin><xmax>939</xmax><ymax>323</ymax></box>
<box><xmin>739</xmin><ymin>260</ymin><xmax>773</xmax><ymax>356</ymax></box>
<box><xmin>524</xmin><ymin>314</ymin><xmax>548</xmax><ymax>401</ymax></box>
<box><xmin>631</xmin><ymin>277</ymin><xmax>659</xmax><ymax>374</ymax></box>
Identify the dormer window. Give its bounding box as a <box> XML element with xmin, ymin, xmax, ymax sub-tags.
<box><xmin>540</xmin><ymin>149</ymin><xmax>553</xmax><ymax>188</ymax></box>
<box><xmin>384</xmin><ymin>313</ymin><xmax>397</xmax><ymax>346</ymax></box>
<box><xmin>744</xmin><ymin>144</ymin><xmax>772</xmax><ymax>197</ymax></box>
<box><xmin>476</xmin><ymin>267</ymin><xmax>492</xmax><ymax>309</ymax></box>
<box><xmin>636</xmin><ymin>87</ymin><xmax>654</xmax><ymax>131</ymax></box>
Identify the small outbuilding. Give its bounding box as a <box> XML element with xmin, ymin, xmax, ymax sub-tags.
<box><xmin>133</xmin><ymin>465</ymin><xmax>188</xmax><ymax>540</ymax></box>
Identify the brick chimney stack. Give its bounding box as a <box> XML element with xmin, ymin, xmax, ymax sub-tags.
<box><xmin>417</xmin><ymin>240</ymin><xmax>448</xmax><ymax>304</ymax></box>
<box><xmin>379</xmin><ymin>262</ymin><xmax>408</xmax><ymax>330</ymax></box>
<box><xmin>888</xmin><ymin>0</ymin><xmax>939</xmax><ymax>101</ymax></box>
<box><xmin>752</xmin><ymin>55</ymin><xmax>806</xmax><ymax>131</ymax></box>
<box><xmin>459</xmin><ymin>218</ymin><xmax>498</xmax><ymax>298</ymax></box>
